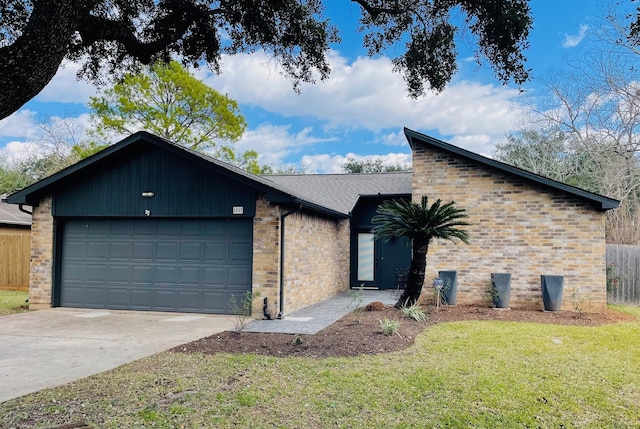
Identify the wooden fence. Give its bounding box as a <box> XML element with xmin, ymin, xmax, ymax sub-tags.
<box><xmin>0</xmin><ymin>235</ymin><xmax>31</xmax><ymax>291</ymax></box>
<box><xmin>606</xmin><ymin>244</ymin><xmax>640</xmax><ymax>306</ymax></box>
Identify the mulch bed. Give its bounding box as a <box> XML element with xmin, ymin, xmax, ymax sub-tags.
<box><xmin>172</xmin><ymin>304</ymin><xmax>636</xmax><ymax>359</ymax></box>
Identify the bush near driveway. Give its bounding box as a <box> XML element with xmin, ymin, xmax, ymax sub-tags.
<box><xmin>2</xmin><ymin>307</ymin><xmax>640</xmax><ymax>428</ymax></box>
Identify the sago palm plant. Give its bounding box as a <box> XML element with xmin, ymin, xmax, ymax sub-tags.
<box><xmin>372</xmin><ymin>195</ymin><xmax>470</xmax><ymax>307</ymax></box>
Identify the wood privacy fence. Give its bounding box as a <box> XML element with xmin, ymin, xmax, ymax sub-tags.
<box><xmin>606</xmin><ymin>244</ymin><xmax>640</xmax><ymax>306</ymax></box>
<box><xmin>0</xmin><ymin>235</ymin><xmax>31</xmax><ymax>291</ymax></box>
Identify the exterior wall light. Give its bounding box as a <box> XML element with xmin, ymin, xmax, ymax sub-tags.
<box><xmin>141</xmin><ymin>192</ymin><xmax>155</xmax><ymax>197</ymax></box>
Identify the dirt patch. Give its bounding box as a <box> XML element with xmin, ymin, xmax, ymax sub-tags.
<box><xmin>172</xmin><ymin>305</ymin><xmax>636</xmax><ymax>359</ymax></box>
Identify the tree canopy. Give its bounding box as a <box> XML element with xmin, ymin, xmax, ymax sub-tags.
<box><xmin>341</xmin><ymin>156</ymin><xmax>411</xmax><ymax>173</ymax></box>
<box><xmin>0</xmin><ymin>0</ymin><xmax>533</xmax><ymax>120</ymax></box>
<box><xmin>89</xmin><ymin>60</ymin><xmax>246</xmax><ymax>151</ymax></box>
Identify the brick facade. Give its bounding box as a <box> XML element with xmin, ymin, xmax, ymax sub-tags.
<box><xmin>28</xmin><ymin>195</ymin><xmax>54</xmax><ymax>309</ymax></box>
<box><xmin>413</xmin><ymin>146</ymin><xmax>607</xmax><ymax>311</ymax></box>
<box><xmin>251</xmin><ymin>197</ymin><xmax>281</xmax><ymax>316</ymax></box>
<box><xmin>282</xmin><ymin>211</ymin><xmax>350</xmax><ymax>314</ymax></box>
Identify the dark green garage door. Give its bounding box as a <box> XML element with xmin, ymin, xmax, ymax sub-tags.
<box><xmin>59</xmin><ymin>218</ymin><xmax>252</xmax><ymax>314</ymax></box>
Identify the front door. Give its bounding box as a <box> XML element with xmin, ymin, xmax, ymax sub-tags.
<box><xmin>354</xmin><ymin>232</ymin><xmax>410</xmax><ymax>290</ymax></box>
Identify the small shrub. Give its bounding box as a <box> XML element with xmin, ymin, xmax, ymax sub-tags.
<box><xmin>379</xmin><ymin>317</ymin><xmax>402</xmax><ymax>336</ymax></box>
<box><xmin>230</xmin><ymin>291</ymin><xmax>260</xmax><ymax>331</ymax></box>
<box><xmin>401</xmin><ymin>301</ymin><xmax>427</xmax><ymax>323</ymax></box>
<box><xmin>571</xmin><ymin>288</ymin><xmax>591</xmax><ymax>318</ymax></box>
<box><xmin>347</xmin><ymin>284</ymin><xmax>365</xmax><ymax>312</ymax></box>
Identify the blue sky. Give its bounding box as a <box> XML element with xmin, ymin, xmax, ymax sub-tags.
<box><xmin>0</xmin><ymin>1</ymin><xmax>622</xmax><ymax>173</ymax></box>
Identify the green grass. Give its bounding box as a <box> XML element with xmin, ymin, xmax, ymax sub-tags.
<box><xmin>2</xmin><ymin>307</ymin><xmax>640</xmax><ymax>428</ymax></box>
<box><xmin>0</xmin><ymin>290</ymin><xmax>28</xmax><ymax>315</ymax></box>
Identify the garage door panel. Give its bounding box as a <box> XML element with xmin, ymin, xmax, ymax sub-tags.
<box><xmin>61</xmin><ymin>263</ymin><xmax>87</xmax><ymax>281</ymax></box>
<box><xmin>64</xmin><ymin>242</ymin><xmax>88</xmax><ymax>259</ymax></box>
<box><xmin>204</xmin><ymin>242</ymin><xmax>227</xmax><ymax>261</ymax></box>
<box><xmin>156</xmin><ymin>242</ymin><xmax>178</xmax><ymax>260</ymax></box>
<box><xmin>178</xmin><ymin>266</ymin><xmax>201</xmax><ymax>285</ymax></box>
<box><xmin>179</xmin><ymin>242</ymin><xmax>203</xmax><ymax>260</ymax></box>
<box><xmin>109</xmin><ymin>242</ymin><xmax>131</xmax><ymax>259</ymax></box>
<box><xmin>202</xmin><ymin>291</ymin><xmax>228</xmax><ymax>312</ymax></box>
<box><xmin>108</xmin><ymin>288</ymin><xmax>130</xmax><ymax>306</ymax></box>
<box><xmin>179</xmin><ymin>221</ymin><xmax>201</xmax><ymax>236</ymax></box>
<box><xmin>130</xmin><ymin>288</ymin><xmax>153</xmax><ymax>307</ymax></box>
<box><xmin>133</xmin><ymin>221</ymin><xmax>154</xmax><ymax>236</ymax></box>
<box><xmin>132</xmin><ymin>265</ymin><xmax>154</xmax><ymax>283</ymax></box>
<box><xmin>204</xmin><ymin>222</ymin><xmax>226</xmax><ymax>237</ymax></box>
<box><xmin>87</xmin><ymin>242</ymin><xmax>109</xmax><ymax>259</ymax></box>
<box><xmin>229</xmin><ymin>267</ymin><xmax>251</xmax><ymax>286</ymax></box>
<box><xmin>156</xmin><ymin>221</ymin><xmax>180</xmax><ymax>237</ymax></box>
<box><xmin>155</xmin><ymin>266</ymin><xmax>178</xmax><ymax>284</ymax></box>
<box><xmin>85</xmin><ymin>264</ymin><xmax>109</xmax><ymax>281</ymax></box>
<box><xmin>177</xmin><ymin>291</ymin><xmax>200</xmax><ymax>310</ymax></box>
<box><xmin>133</xmin><ymin>242</ymin><xmax>154</xmax><ymax>260</ymax></box>
<box><xmin>60</xmin><ymin>219</ymin><xmax>252</xmax><ymax>314</ymax></box>
<box><xmin>155</xmin><ymin>289</ymin><xmax>178</xmax><ymax>308</ymax></box>
<box><xmin>203</xmin><ymin>267</ymin><xmax>227</xmax><ymax>285</ymax></box>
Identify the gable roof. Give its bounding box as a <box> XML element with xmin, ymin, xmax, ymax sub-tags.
<box><xmin>6</xmin><ymin>132</ymin><xmax>405</xmax><ymax>218</ymax></box>
<box><xmin>0</xmin><ymin>200</ymin><xmax>31</xmax><ymax>227</ymax></box>
<box><xmin>267</xmin><ymin>172</ymin><xmax>411</xmax><ymax>214</ymax></box>
<box><xmin>404</xmin><ymin>128</ymin><xmax>620</xmax><ymax>211</ymax></box>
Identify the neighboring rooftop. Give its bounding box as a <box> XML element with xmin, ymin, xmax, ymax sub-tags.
<box><xmin>267</xmin><ymin>172</ymin><xmax>412</xmax><ymax>215</ymax></box>
<box><xmin>0</xmin><ymin>199</ymin><xmax>31</xmax><ymax>226</ymax></box>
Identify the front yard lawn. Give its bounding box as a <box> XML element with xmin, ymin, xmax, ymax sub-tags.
<box><xmin>0</xmin><ymin>290</ymin><xmax>28</xmax><ymax>316</ymax></box>
<box><xmin>2</xmin><ymin>306</ymin><xmax>640</xmax><ymax>428</ymax></box>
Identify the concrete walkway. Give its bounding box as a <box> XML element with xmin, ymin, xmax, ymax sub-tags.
<box><xmin>0</xmin><ymin>309</ymin><xmax>235</xmax><ymax>403</ymax></box>
<box><xmin>245</xmin><ymin>290</ymin><xmax>398</xmax><ymax>334</ymax></box>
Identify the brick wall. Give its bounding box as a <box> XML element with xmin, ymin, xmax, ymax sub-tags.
<box><xmin>251</xmin><ymin>197</ymin><xmax>281</xmax><ymax>317</ymax></box>
<box><xmin>28</xmin><ymin>195</ymin><xmax>54</xmax><ymax>309</ymax></box>
<box><xmin>413</xmin><ymin>147</ymin><xmax>607</xmax><ymax>312</ymax></box>
<box><xmin>282</xmin><ymin>211</ymin><xmax>350</xmax><ymax>314</ymax></box>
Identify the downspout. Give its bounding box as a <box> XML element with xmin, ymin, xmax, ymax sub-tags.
<box><xmin>18</xmin><ymin>204</ymin><xmax>32</xmax><ymax>215</ymax></box>
<box><xmin>278</xmin><ymin>203</ymin><xmax>302</xmax><ymax>319</ymax></box>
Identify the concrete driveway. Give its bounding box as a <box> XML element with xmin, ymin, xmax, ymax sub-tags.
<box><xmin>0</xmin><ymin>308</ymin><xmax>235</xmax><ymax>403</ymax></box>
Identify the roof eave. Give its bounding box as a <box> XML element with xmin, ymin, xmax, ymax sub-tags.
<box><xmin>404</xmin><ymin>128</ymin><xmax>621</xmax><ymax>212</ymax></box>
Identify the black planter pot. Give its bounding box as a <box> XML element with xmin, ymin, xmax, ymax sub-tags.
<box><xmin>491</xmin><ymin>273</ymin><xmax>511</xmax><ymax>309</ymax></box>
<box><xmin>541</xmin><ymin>275</ymin><xmax>564</xmax><ymax>311</ymax></box>
<box><xmin>438</xmin><ymin>270</ymin><xmax>458</xmax><ymax>305</ymax></box>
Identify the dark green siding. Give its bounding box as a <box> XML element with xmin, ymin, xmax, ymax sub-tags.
<box><xmin>350</xmin><ymin>196</ymin><xmax>411</xmax><ymax>289</ymax></box>
<box><xmin>53</xmin><ymin>143</ymin><xmax>256</xmax><ymax>217</ymax></box>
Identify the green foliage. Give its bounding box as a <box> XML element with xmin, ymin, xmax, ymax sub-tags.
<box><xmin>372</xmin><ymin>195</ymin><xmax>470</xmax><ymax>306</ymax></box>
<box><xmin>0</xmin><ymin>163</ymin><xmax>32</xmax><ymax>195</ymax></box>
<box><xmin>70</xmin><ymin>141</ymin><xmax>109</xmax><ymax>160</ymax></box>
<box><xmin>346</xmin><ymin>285</ymin><xmax>365</xmax><ymax>313</ymax></box>
<box><xmin>229</xmin><ymin>291</ymin><xmax>260</xmax><ymax>332</ymax></box>
<box><xmin>89</xmin><ymin>60</ymin><xmax>246</xmax><ymax>151</ymax></box>
<box><xmin>0</xmin><ymin>0</ymin><xmax>532</xmax><ymax>120</ymax></box>
<box><xmin>400</xmin><ymin>302</ymin><xmax>427</xmax><ymax>323</ymax></box>
<box><xmin>373</xmin><ymin>196</ymin><xmax>470</xmax><ymax>244</ymax></box>
<box><xmin>341</xmin><ymin>156</ymin><xmax>411</xmax><ymax>173</ymax></box>
<box><xmin>378</xmin><ymin>317</ymin><xmax>402</xmax><ymax>336</ymax></box>
<box><xmin>607</xmin><ymin>262</ymin><xmax>621</xmax><ymax>293</ymax></box>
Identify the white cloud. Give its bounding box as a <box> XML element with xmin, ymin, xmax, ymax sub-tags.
<box><xmin>301</xmin><ymin>152</ymin><xmax>411</xmax><ymax>174</ymax></box>
<box><xmin>35</xmin><ymin>60</ymin><xmax>100</xmax><ymax>103</ymax></box>
<box><xmin>236</xmin><ymin>124</ymin><xmax>336</xmax><ymax>166</ymax></box>
<box><xmin>0</xmin><ymin>110</ymin><xmax>38</xmax><ymax>139</ymax></box>
<box><xmin>0</xmin><ymin>140</ymin><xmax>40</xmax><ymax>165</ymax></box>
<box><xmin>562</xmin><ymin>24</ymin><xmax>589</xmax><ymax>48</ymax></box>
<box><xmin>206</xmin><ymin>50</ymin><xmax>522</xmax><ymax>149</ymax></box>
